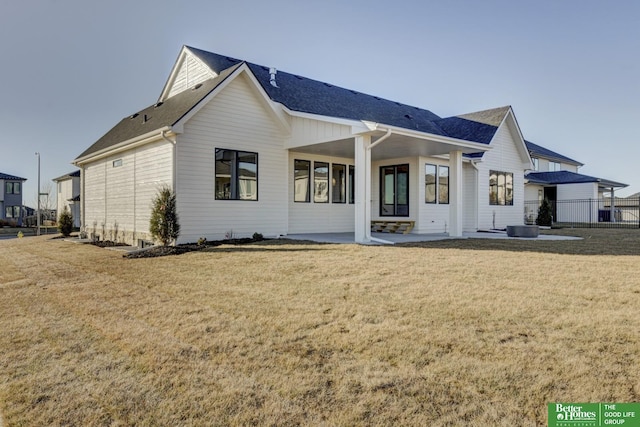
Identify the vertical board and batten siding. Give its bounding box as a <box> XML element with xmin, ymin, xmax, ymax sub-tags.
<box><xmin>82</xmin><ymin>140</ymin><xmax>173</xmax><ymax>243</ymax></box>
<box><xmin>166</xmin><ymin>53</ymin><xmax>214</xmax><ymax>99</ymax></box>
<box><xmin>476</xmin><ymin>122</ymin><xmax>526</xmax><ymax>229</ymax></box>
<box><xmin>287</xmin><ymin>152</ymin><xmax>355</xmax><ymax>234</ymax></box>
<box><xmin>288</xmin><ymin>117</ymin><xmax>352</xmax><ymax>148</ymax></box>
<box><xmin>177</xmin><ymin>73</ymin><xmax>288</xmax><ymax>242</ymax></box>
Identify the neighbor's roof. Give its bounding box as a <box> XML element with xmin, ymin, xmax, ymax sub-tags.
<box><xmin>526</xmin><ymin>171</ymin><xmax>627</xmax><ymax>188</ymax></box>
<box><xmin>0</xmin><ymin>172</ymin><xmax>26</xmax><ymax>181</ymax></box>
<box><xmin>52</xmin><ymin>169</ymin><xmax>81</xmax><ymax>182</ymax></box>
<box><xmin>525</xmin><ymin>140</ymin><xmax>582</xmax><ymax>166</ymax></box>
<box><xmin>77</xmin><ymin>46</ymin><xmax>513</xmax><ymax>161</ymax></box>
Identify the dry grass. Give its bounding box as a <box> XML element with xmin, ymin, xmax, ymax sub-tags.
<box><xmin>0</xmin><ymin>229</ymin><xmax>639</xmax><ymax>426</ymax></box>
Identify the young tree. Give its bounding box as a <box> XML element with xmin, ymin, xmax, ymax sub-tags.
<box><xmin>149</xmin><ymin>187</ymin><xmax>180</xmax><ymax>246</ymax></box>
<box><xmin>57</xmin><ymin>206</ymin><xmax>74</xmax><ymax>237</ymax></box>
<box><xmin>536</xmin><ymin>198</ymin><xmax>553</xmax><ymax>227</ymax></box>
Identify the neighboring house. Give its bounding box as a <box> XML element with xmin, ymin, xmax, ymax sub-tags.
<box><xmin>0</xmin><ymin>172</ymin><xmax>27</xmax><ymax>226</ymax></box>
<box><xmin>52</xmin><ymin>170</ymin><xmax>81</xmax><ymax>227</ymax></box>
<box><xmin>524</xmin><ymin>142</ymin><xmax>627</xmax><ymax>224</ymax></box>
<box><xmin>73</xmin><ymin>46</ymin><xmax>534</xmax><ymax>245</ymax></box>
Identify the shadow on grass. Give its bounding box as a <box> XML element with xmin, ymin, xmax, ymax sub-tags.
<box><xmin>395</xmin><ymin>228</ymin><xmax>640</xmax><ymax>256</ymax></box>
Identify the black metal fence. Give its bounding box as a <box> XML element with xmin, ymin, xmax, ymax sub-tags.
<box><xmin>524</xmin><ymin>198</ymin><xmax>640</xmax><ymax>228</ymax></box>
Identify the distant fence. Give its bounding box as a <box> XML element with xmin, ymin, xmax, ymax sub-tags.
<box><xmin>524</xmin><ymin>198</ymin><xmax>640</xmax><ymax>228</ymax></box>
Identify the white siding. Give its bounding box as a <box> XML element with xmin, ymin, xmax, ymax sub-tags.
<box><xmin>56</xmin><ymin>177</ymin><xmax>80</xmax><ymax>227</ymax></box>
<box><xmin>535</xmin><ymin>157</ymin><xmax>579</xmax><ymax>173</ymax></box>
<box><xmin>288</xmin><ymin>117</ymin><xmax>352</xmax><ymax>148</ymax></box>
<box><xmin>82</xmin><ymin>140</ymin><xmax>173</xmax><ymax>243</ymax></box>
<box><xmin>414</xmin><ymin>157</ymin><xmax>452</xmax><ymax>233</ymax></box>
<box><xmin>288</xmin><ymin>152</ymin><xmax>354</xmax><ymax>233</ymax></box>
<box><xmin>177</xmin><ymin>73</ymin><xmax>288</xmax><ymax>242</ymax></box>
<box><xmin>167</xmin><ymin>54</ymin><xmax>215</xmax><ymax>99</ymax></box>
<box><xmin>556</xmin><ymin>182</ymin><xmax>599</xmax><ymax>222</ymax></box>
<box><xmin>462</xmin><ymin>162</ymin><xmax>477</xmax><ymax>231</ymax></box>
<box><xmin>476</xmin><ymin>123</ymin><xmax>526</xmax><ymax>229</ymax></box>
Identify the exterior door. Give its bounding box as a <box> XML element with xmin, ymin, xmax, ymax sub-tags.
<box><xmin>380</xmin><ymin>164</ymin><xmax>409</xmax><ymax>216</ymax></box>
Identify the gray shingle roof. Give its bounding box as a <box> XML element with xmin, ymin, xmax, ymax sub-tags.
<box><xmin>0</xmin><ymin>172</ymin><xmax>26</xmax><ymax>181</ymax></box>
<box><xmin>525</xmin><ymin>140</ymin><xmax>582</xmax><ymax>165</ymax></box>
<box><xmin>77</xmin><ymin>46</ymin><xmax>516</xmax><ymax>161</ymax></box>
<box><xmin>526</xmin><ymin>171</ymin><xmax>627</xmax><ymax>188</ymax></box>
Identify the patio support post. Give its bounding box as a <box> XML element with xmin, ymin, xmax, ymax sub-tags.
<box><xmin>354</xmin><ymin>135</ymin><xmax>371</xmax><ymax>243</ymax></box>
<box><xmin>610</xmin><ymin>187</ymin><xmax>615</xmax><ymax>222</ymax></box>
<box><xmin>449</xmin><ymin>150</ymin><xmax>463</xmax><ymax>237</ymax></box>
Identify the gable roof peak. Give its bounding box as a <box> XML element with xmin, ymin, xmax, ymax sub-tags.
<box><xmin>456</xmin><ymin>105</ymin><xmax>512</xmax><ymax>127</ymax></box>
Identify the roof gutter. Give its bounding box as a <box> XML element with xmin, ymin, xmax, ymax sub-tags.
<box><xmin>73</xmin><ymin>126</ymin><xmax>172</xmax><ymax>166</ymax></box>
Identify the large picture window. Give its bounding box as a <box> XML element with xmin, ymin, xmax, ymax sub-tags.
<box><xmin>489</xmin><ymin>170</ymin><xmax>513</xmax><ymax>205</ymax></box>
<box><xmin>294</xmin><ymin>159</ymin><xmax>310</xmax><ymax>202</ymax></box>
<box><xmin>215</xmin><ymin>149</ymin><xmax>258</xmax><ymax>200</ymax></box>
<box><xmin>332</xmin><ymin>164</ymin><xmax>346</xmax><ymax>203</ymax></box>
<box><xmin>380</xmin><ymin>164</ymin><xmax>409</xmax><ymax>216</ymax></box>
<box><xmin>314</xmin><ymin>162</ymin><xmax>329</xmax><ymax>203</ymax></box>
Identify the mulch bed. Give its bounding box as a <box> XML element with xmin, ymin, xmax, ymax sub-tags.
<box><xmin>124</xmin><ymin>237</ymin><xmax>259</xmax><ymax>259</ymax></box>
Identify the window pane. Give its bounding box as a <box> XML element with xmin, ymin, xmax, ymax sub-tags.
<box><xmin>332</xmin><ymin>164</ymin><xmax>346</xmax><ymax>203</ymax></box>
<box><xmin>238</xmin><ymin>151</ymin><xmax>257</xmax><ymax>200</ymax></box>
<box><xmin>425</xmin><ymin>164</ymin><xmax>436</xmax><ymax>203</ymax></box>
<box><xmin>314</xmin><ymin>162</ymin><xmax>328</xmax><ymax>203</ymax></box>
<box><xmin>497</xmin><ymin>173</ymin><xmax>506</xmax><ymax>205</ymax></box>
<box><xmin>294</xmin><ymin>160</ymin><xmax>310</xmax><ymax>202</ymax></box>
<box><xmin>13</xmin><ymin>206</ymin><xmax>20</xmax><ymax>218</ymax></box>
<box><xmin>215</xmin><ymin>149</ymin><xmax>233</xmax><ymax>200</ymax></box>
<box><xmin>505</xmin><ymin>173</ymin><xmax>513</xmax><ymax>205</ymax></box>
<box><xmin>5</xmin><ymin>206</ymin><xmax>12</xmax><ymax>218</ymax></box>
<box><xmin>439</xmin><ymin>166</ymin><xmax>449</xmax><ymax>204</ymax></box>
<box><xmin>348</xmin><ymin>165</ymin><xmax>355</xmax><ymax>204</ymax></box>
<box><xmin>397</xmin><ymin>165</ymin><xmax>408</xmax><ymax>206</ymax></box>
<box><xmin>14</xmin><ymin>182</ymin><xmax>20</xmax><ymax>194</ymax></box>
<box><xmin>489</xmin><ymin>171</ymin><xmax>498</xmax><ymax>205</ymax></box>
<box><xmin>5</xmin><ymin>182</ymin><xmax>11</xmax><ymax>194</ymax></box>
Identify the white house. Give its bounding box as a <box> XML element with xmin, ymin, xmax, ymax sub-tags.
<box><xmin>52</xmin><ymin>170</ymin><xmax>81</xmax><ymax>228</ymax></box>
<box><xmin>524</xmin><ymin>141</ymin><xmax>627</xmax><ymax>224</ymax></box>
<box><xmin>73</xmin><ymin>46</ymin><xmax>534</xmax><ymax>245</ymax></box>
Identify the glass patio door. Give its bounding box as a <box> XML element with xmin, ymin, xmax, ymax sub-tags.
<box><xmin>380</xmin><ymin>164</ymin><xmax>409</xmax><ymax>216</ymax></box>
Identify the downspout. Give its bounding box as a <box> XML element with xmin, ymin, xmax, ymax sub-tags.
<box><xmin>366</xmin><ymin>129</ymin><xmax>394</xmax><ymax>245</ymax></box>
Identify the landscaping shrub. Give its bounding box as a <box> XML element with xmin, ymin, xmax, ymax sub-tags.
<box><xmin>536</xmin><ymin>198</ymin><xmax>553</xmax><ymax>226</ymax></box>
<box><xmin>57</xmin><ymin>206</ymin><xmax>74</xmax><ymax>237</ymax></box>
<box><xmin>149</xmin><ymin>186</ymin><xmax>180</xmax><ymax>246</ymax></box>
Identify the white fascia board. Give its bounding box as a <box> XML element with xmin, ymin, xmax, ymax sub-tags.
<box><xmin>172</xmin><ymin>63</ymin><xmax>290</xmax><ymax>134</ymax></box>
<box><xmin>73</xmin><ymin>127</ymin><xmax>173</xmax><ymax>166</ymax></box>
<box><xmin>371</xmin><ymin>122</ymin><xmax>492</xmax><ymax>153</ymax></box>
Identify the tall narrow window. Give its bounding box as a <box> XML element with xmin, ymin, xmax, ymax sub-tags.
<box><xmin>380</xmin><ymin>164</ymin><xmax>409</xmax><ymax>216</ymax></box>
<box><xmin>348</xmin><ymin>165</ymin><xmax>355</xmax><ymax>204</ymax></box>
<box><xmin>489</xmin><ymin>170</ymin><xmax>513</xmax><ymax>206</ymax></box>
<box><xmin>438</xmin><ymin>165</ymin><xmax>449</xmax><ymax>204</ymax></box>
<box><xmin>332</xmin><ymin>164</ymin><xmax>346</xmax><ymax>203</ymax></box>
<box><xmin>314</xmin><ymin>162</ymin><xmax>329</xmax><ymax>203</ymax></box>
<box><xmin>215</xmin><ymin>149</ymin><xmax>258</xmax><ymax>200</ymax></box>
<box><xmin>425</xmin><ymin>164</ymin><xmax>437</xmax><ymax>203</ymax></box>
<box><xmin>294</xmin><ymin>160</ymin><xmax>310</xmax><ymax>202</ymax></box>
<box><xmin>532</xmin><ymin>158</ymin><xmax>539</xmax><ymax>171</ymax></box>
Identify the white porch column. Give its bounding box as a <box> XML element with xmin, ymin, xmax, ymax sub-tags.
<box><xmin>449</xmin><ymin>150</ymin><xmax>463</xmax><ymax>237</ymax></box>
<box><xmin>610</xmin><ymin>187</ymin><xmax>616</xmax><ymax>222</ymax></box>
<box><xmin>354</xmin><ymin>135</ymin><xmax>372</xmax><ymax>243</ymax></box>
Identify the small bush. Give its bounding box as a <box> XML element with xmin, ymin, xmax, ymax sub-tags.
<box><xmin>252</xmin><ymin>232</ymin><xmax>264</xmax><ymax>241</ymax></box>
<box><xmin>536</xmin><ymin>198</ymin><xmax>553</xmax><ymax>226</ymax></box>
<box><xmin>150</xmin><ymin>186</ymin><xmax>180</xmax><ymax>246</ymax></box>
<box><xmin>58</xmin><ymin>206</ymin><xmax>74</xmax><ymax>237</ymax></box>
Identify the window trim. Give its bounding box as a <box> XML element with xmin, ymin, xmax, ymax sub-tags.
<box><xmin>215</xmin><ymin>148</ymin><xmax>259</xmax><ymax>201</ymax></box>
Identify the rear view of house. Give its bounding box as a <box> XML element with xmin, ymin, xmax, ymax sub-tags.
<box><xmin>74</xmin><ymin>46</ymin><xmax>534</xmax><ymax>245</ymax></box>
<box><xmin>0</xmin><ymin>172</ymin><xmax>27</xmax><ymax>226</ymax></box>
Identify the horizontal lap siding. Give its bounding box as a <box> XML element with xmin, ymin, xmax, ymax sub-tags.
<box><xmin>416</xmin><ymin>157</ymin><xmax>451</xmax><ymax>233</ymax></box>
<box><xmin>177</xmin><ymin>73</ymin><xmax>287</xmax><ymax>242</ymax></box>
<box><xmin>477</xmin><ymin>123</ymin><xmax>526</xmax><ymax>229</ymax></box>
<box><xmin>288</xmin><ymin>152</ymin><xmax>355</xmax><ymax>234</ymax></box>
<box><xmin>84</xmin><ymin>162</ymin><xmax>106</xmax><ymax>235</ymax></box>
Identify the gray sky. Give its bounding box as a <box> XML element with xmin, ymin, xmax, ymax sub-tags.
<box><xmin>2</xmin><ymin>0</ymin><xmax>639</xmax><ymax>205</ymax></box>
